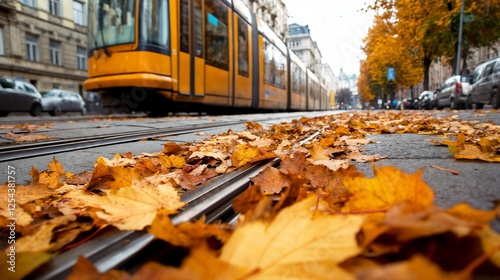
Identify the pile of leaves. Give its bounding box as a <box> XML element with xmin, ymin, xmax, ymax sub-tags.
<box><xmin>1</xmin><ymin>110</ymin><xmax>499</xmax><ymax>279</ymax></box>
<box><xmin>1</xmin><ymin>123</ymin><xmax>56</xmax><ymax>143</ymax></box>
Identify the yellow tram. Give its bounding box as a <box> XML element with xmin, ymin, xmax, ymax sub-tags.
<box><xmin>84</xmin><ymin>0</ymin><xmax>330</xmax><ymax>114</ymax></box>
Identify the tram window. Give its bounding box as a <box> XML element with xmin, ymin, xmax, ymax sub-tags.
<box><xmin>141</xmin><ymin>0</ymin><xmax>169</xmax><ymax>48</ymax></box>
<box><xmin>205</xmin><ymin>0</ymin><xmax>228</xmax><ymax>70</ymax></box>
<box><xmin>237</xmin><ymin>17</ymin><xmax>249</xmax><ymax>77</ymax></box>
<box><xmin>263</xmin><ymin>38</ymin><xmax>286</xmax><ymax>89</ymax></box>
<box><xmin>194</xmin><ymin>0</ymin><xmax>203</xmax><ymax>57</ymax></box>
<box><xmin>180</xmin><ymin>0</ymin><xmax>189</xmax><ymax>53</ymax></box>
<box><xmin>89</xmin><ymin>0</ymin><xmax>135</xmax><ymax>48</ymax></box>
<box><xmin>292</xmin><ymin>64</ymin><xmax>306</xmax><ymax>94</ymax></box>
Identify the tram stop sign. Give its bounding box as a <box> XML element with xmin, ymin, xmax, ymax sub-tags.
<box><xmin>387</xmin><ymin>67</ymin><xmax>395</xmax><ymax>81</ymax></box>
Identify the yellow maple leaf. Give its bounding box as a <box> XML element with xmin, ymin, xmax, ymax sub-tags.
<box><xmin>0</xmin><ymin>252</ymin><xmax>53</xmax><ymax>280</ymax></box>
<box><xmin>65</xmin><ymin>181</ymin><xmax>185</xmax><ymax>230</ymax></box>
<box><xmin>218</xmin><ymin>195</ymin><xmax>363</xmax><ymax>279</ymax></box>
<box><xmin>446</xmin><ymin>202</ymin><xmax>499</xmax><ymax>225</ymax></box>
<box><xmin>343</xmin><ymin>165</ymin><xmax>434</xmax><ymax>212</ymax></box>
<box><xmin>230</xmin><ymin>143</ymin><xmax>276</xmax><ymax>167</ymax></box>
<box><xmin>355</xmin><ymin>255</ymin><xmax>455</xmax><ymax>280</ymax></box>
<box><xmin>14</xmin><ymin>215</ymin><xmax>76</xmax><ymax>253</ymax></box>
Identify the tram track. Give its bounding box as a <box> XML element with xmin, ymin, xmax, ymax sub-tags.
<box><xmin>0</xmin><ymin>112</ymin><xmax>313</xmax><ymax>162</ymax></box>
<box><xmin>27</xmin><ymin>126</ymin><xmax>324</xmax><ymax>280</ymax></box>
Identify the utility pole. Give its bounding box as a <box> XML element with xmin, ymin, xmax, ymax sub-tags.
<box><xmin>456</xmin><ymin>0</ymin><xmax>465</xmax><ymax>75</ymax></box>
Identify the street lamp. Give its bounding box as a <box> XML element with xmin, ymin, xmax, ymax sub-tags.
<box><xmin>456</xmin><ymin>0</ymin><xmax>465</xmax><ymax>75</ymax></box>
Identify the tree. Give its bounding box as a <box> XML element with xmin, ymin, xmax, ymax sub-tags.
<box><xmin>361</xmin><ymin>0</ymin><xmax>500</xmax><ymax>92</ymax></box>
<box><xmin>357</xmin><ymin>60</ymin><xmax>376</xmax><ymax>103</ymax></box>
<box><xmin>335</xmin><ymin>88</ymin><xmax>353</xmax><ymax>107</ymax></box>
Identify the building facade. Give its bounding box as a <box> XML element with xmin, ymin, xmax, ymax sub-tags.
<box><xmin>241</xmin><ymin>0</ymin><xmax>288</xmax><ymax>41</ymax></box>
<box><xmin>286</xmin><ymin>23</ymin><xmax>322</xmax><ymax>70</ymax></box>
<box><xmin>0</xmin><ymin>0</ymin><xmax>88</xmax><ymax>95</ymax></box>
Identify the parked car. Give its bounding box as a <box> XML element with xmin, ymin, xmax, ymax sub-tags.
<box><xmin>416</xmin><ymin>90</ymin><xmax>435</xmax><ymax>110</ymax></box>
<box><xmin>469</xmin><ymin>56</ymin><xmax>500</xmax><ymax>109</ymax></box>
<box><xmin>41</xmin><ymin>89</ymin><xmax>87</xmax><ymax>116</ymax></box>
<box><xmin>0</xmin><ymin>77</ymin><xmax>43</xmax><ymax>117</ymax></box>
<box><xmin>435</xmin><ymin>75</ymin><xmax>472</xmax><ymax>109</ymax></box>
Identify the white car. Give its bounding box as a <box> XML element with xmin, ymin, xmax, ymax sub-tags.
<box><xmin>435</xmin><ymin>75</ymin><xmax>472</xmax><ymax>109</ymax></box>
<box><xmin>41</xmin><ymin>89</ymin><xmax>87</xmax><ymax>116</ymax></box>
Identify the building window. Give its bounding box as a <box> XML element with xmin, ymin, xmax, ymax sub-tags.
<box><xmin>73</xmin><ymin>1</ymin><xmax>85</xmax><ymax>25</ymax></box>
<box><xmin>0</xmin><ymin>27</ymin><xmax>4</xmax><ymax>55</ymax></box>
<box><xmin>50</xmin><ymin>40</ymin><xmax>62</xmax><ymax>65</ymax></box>
<box><xmin>77</xmin><ymin>46</ymin><xmax>87</xmax><ymax>70</ymax></box>
<box><xmin>49</xmin><ymin>0</ymin><xmax>60</xmax><ymax>16</ymax></box>
<box><xmin>26</xmin><ymin>33</ymin><xmax>39</xmax><ymax>61</ymax></box>
<box><xmin>22</xmin><ymin>0</ymin><xmax>37</xmax><ymax>7</ymax></box>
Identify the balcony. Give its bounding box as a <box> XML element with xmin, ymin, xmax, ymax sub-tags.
<box><xmin>0</xmin><ymin>0</ymin><xmax>16</xmax><ymax>11</ymax></box>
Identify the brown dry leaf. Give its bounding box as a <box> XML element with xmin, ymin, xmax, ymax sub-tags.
<box><xmin>133</xmin><ymin>262</ymin><xmax>198</xmax><ymax>280</ymax></box>
<box><xmin>179</xmin><ymin>165</ymin><xmax>219</xmax><ymax>190</ymax></box>
<box><xmin>381</xmin><ymin>201</ymin><xmax>478</xmax><ymax>242</ymax></box>
<box><xmin>67</xmin><ymin>256</ymin><xmax>131</xmax><ymax>280</ymax></box>
<box><xmin>346</xmin><ymin>150</ymin><xmax>387</xmax><ymax>163</ymax></box>
<box><xmin>148</xmin><ymin>209</ymin><xmax>230</xmax><ymax>248</ymax></box>
<box><xmin>355</xmin><ymin>255</ymin><xmax>456</xmax><ymax>280</ymax></box>
<box><xmin>278</xmin><ymin>151</ymin><xmax>308</xmax><ymax>176</ymax></box>
<box><xmin>218</xmin><ymin>195</ymin><xmax>363</xmax><ymax>279</ymax></box>
<box><xmin>309</xmin><ymin>143</ymin><xmax>331</xmax><ymax>161</ymax></box>
<box><xmin>5</xmin><ymin>132</ymin><xmax>56</xmax><ymax>142</ymax></box>
<box><xmin>245</xmin><ymin>121</ymin><xmax>264</xmax><ymax>131</ymax></box>
<box><xmin>343</xmin><ymin>165</ymin><xmax>434</xmax><ymax>212</ymax></box>
<box><xmin>250</xmin><ymin>166</ymin><xmax>291</xmax><ymax>194</ymax></box>
<box><xmin>161</xmin><ymin>142</ymin><xmax>184</xmax><ymax>155</ymax></box>
<box><xmin>66</xmin><ymin>170</ymin><xmax>93</xmax><ymax>185</ymax></box>
<box><xmin>232</xmin><ymin>183</ymin><xmax>271</xmax><ymax>219</ymax></box>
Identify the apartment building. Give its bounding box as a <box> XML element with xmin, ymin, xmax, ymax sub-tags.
<box><xmin>0</xmin><ymin>0</ymin><xmax>88</xmax><ymax>95</ymax></box>
<box><xmin>241</xmin><ymin>0</ymin><xmax>288</xmax><ymax>41</ymax></box>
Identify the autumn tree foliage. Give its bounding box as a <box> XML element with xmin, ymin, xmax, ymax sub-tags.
<box><xmin>357</xmin><ymin>60</ymin><xmax>376</xmax><ymax>103</ymax></box>
<box><xmin>359</xmin><ymin>0</ymin><xmax>500</xmax><ymax>95</ymax></box>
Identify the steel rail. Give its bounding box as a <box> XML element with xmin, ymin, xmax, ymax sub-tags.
<box><xmin>30</xmin><ymin>159</ymin><xmax>275</xmax><ymax>280</ymax></box>
<box><xmin>0</xmin><ymin>118</ymin><xmax>258</xmax><ymax>162</ymax></box>
<box><xmin>27</xmin><ymin>119</ymin><xmax>325</xmax><ymax>279</ymax></box>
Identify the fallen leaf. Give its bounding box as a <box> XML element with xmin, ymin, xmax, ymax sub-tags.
<box><xmin>343</xmin><ymin>165</ymin><xmax>434</xmax><ymax>212</ymax></box>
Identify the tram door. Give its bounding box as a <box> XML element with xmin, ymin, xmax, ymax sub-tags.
<box><xmin>179</xmin><ymin>0</ymin><xmax>205</xmax><ymax>96</ymax></box>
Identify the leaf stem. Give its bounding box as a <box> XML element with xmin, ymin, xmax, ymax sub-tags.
<box><xmin>430</xmin><ymin>164</ymin><xmax>459</xmax><ymax>175</ymax></box>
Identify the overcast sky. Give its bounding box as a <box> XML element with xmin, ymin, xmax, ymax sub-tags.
<box><xmin>283</xmin><ymin>0</ymin><xmax>375</xmax><ymax>76</ymax></box>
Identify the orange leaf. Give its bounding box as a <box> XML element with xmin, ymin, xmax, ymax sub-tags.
<box><xmin>344</xmin><ymin>164</ymin><xmax>434</xmax><ymax>211</ymax></box>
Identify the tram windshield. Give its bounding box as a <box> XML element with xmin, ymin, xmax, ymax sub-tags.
<box><xmin>88</xmin><ymin>0</ymin><xmax>136</xmax><ymax>50</ymax></box>
<box><xmin>88</xmin><ymin>0</ymin><xmax>170</xmax><ymax>52</ymax></box>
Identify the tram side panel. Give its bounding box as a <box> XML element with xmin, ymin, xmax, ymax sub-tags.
<box><xmin>232</xmin><ymin>13</ymin><xmax>253</xmax><ymax>107</ymax></box>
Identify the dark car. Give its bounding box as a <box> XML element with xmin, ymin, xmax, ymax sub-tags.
<box><xmin>0</xmin><ymin>77</ymin><xmax>43</xmax><ymax>117</ymax></box>
<box><xmin>469</xmin><ymin>56</ymin><xmax>500</xmax><ymax>109</ymax></box>
<box><xmin>41</xmin><ymin>89</ymin><xmax>87</xmax><ymax>116</ymax></box>
<box><xmin>416</xmin><ymin>90</ymin><xmax>435</xmax><ymax>110</ymax></box>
